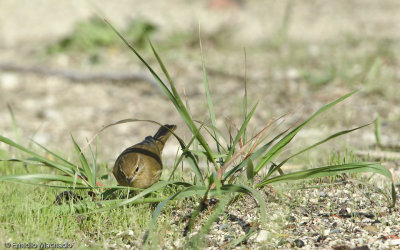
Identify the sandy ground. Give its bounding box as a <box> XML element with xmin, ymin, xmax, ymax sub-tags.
<box><xmin>0</xmin><ymin>0</ymin><xmax>399</xmax><ymax>168</ymax></box>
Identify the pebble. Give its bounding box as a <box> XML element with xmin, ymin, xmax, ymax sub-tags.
<box><xmin>293</xmin><ymin>239</ymin><xmax>305</xmax><ymax>248</ymax></box>
<box><xmin>389</xmin><ymin>239</ymin><xmax>400</xmax><ymax>245</ymax></box>
<box><xmin>330</xmin><ymin>228</ymin><xmax>341</xmax><ymax>234</ymax></box>
<box><xmin>0</xmin><ymin>73</ymin><xmax>19</xmax><ymax>90</ymax></box>
<box><xmin>363</xmin><ymin>225</ymin><xmax>378</xmax><ymax>233</ymax></box>
<box><xmin>255</xmin><ymin>230</ymin><xmax>270</xmax><ymax>243</ymax></box>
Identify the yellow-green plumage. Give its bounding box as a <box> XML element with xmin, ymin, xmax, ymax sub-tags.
<box><xmin>113</xmin><ymin>124</ymin><xmax>176</xmax><ymax>189</ymax></box>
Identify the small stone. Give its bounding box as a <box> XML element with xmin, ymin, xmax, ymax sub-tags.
<box><xmin>116</xmin><ymin>229</ymin><xmax>134</xmax><ymax>237</ymax></box>
<box><xmin>33</xmin><ymin>132</ymin><xmax>50</xmax><ymax>145</ymax></box>
<box><xmin>319</xmin><ymin>191</ymin><xmax>327</xmax><ymax>198</ymax></box>
<box><xmin>255</xmin><ymin>230</ymin><xmax>270</xmax><ymax>243</ymax></box>
<box><xmin>330</xmin><ymin>228</ymin><xmax>341</xmax><ymax>234</ymax></box>
<box><xmin>41</xmin><ymin>108</ymin><xmax>62</xmax><ymax>120</ymax></box>
<box><xmin>277</xmin><ymin>239</ymin><xmax>289</xmax><ymax>246</ymax></box>
<box><xmin>371</xmin><ymin>219</ymin><xmax>381</xmax><ymax>224</ymax></box>
<box><xmin>286</xmin><ymin>68</ymin><xmax>300</xmax><ymax>80</ymax></box>
<box><xmin>224</xmin><ymin>235</ymin><xmax>232</xmax><ymax>242</ymax></box>
<box><xmin>389</xmin><ymin>239</ymin><xmax>400</xmax><ymax>245</ymax></box>
<box><xmin>0</xmin><ymin>73</ymin><xmax>19</xmax><ymax>90</ymax></box>
<box><xmin>219</xmin><ymin>224</ymin><xmax>228</xmax><ymax>230</ymax></box>
<box><xmin>309</xmin><ymin>198</ymin><xmax>318</xmax><ymax>203</ymax></box>
<box><xmin>353</xmin><ymin>246</ymin><xmax>370</xmax><ymax>250</ymax></box>
<box><xmin>293</xmin><ymin>239</ymin><xmax>305</xmax><ymax>248</ymax></box>
<box><xmin>288</xmin><ymin>215</ymin><xmax>296</xmax><ymax>222</ymax></box>
<box><xmin>316</xmin><ymin>235</ymin><xmax>326</xmax><ymax>242</ymax></box>
<box><xmin>332</xmin><ymin>245</ymin><xmax>351</xmax><ymax>250</ymax></box>
<box><xmin>363</xmin><ymin>225</ymin><xmax>378</xmax><ymax>233</ymax></box>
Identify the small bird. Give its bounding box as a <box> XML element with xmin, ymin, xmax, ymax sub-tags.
<box><xmin>113</xmin><ymin>124</ymin><xmax>176</xmax><ymax>189</ymax></box>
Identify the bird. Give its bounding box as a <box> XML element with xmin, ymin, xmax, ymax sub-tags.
<box><xmin>113</xmin><ymin>124</ymin><xmax>176</xmax><ymax>189</ymax></box>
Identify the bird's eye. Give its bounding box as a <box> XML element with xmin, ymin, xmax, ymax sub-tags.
<box><xmin>135</xmin><ymin>166</ymin><xmax>140</xmax><ymax>173</ymax></box>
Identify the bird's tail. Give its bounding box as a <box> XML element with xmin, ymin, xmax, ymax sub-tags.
<box><xmin>153</xmin><ymin>124</ymin><xmax>176</xmax><ymax>149</ymax></box>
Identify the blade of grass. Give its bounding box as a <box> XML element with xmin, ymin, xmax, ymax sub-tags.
<box><xmin>2</xmin><ymin>158</ymin><xmax>48</xmax><ymax>166</ymax></box>
<box><xmin>246</xmin><ymin>159</ymin><xmax>254</xmax><ymax>185</ymax></box>
<box><xmin>71</xmin><ymin>135</ymin><xmax>95</xmax><ymax>187</ymax></box>
<box><xmin>255</xmin><ymin>90</ymin><xmax>358</xmax><ymax>173</ymax></box>
<box><xmin>212</xmin><ymin>184</ymin><xmax>266</xmax><ymax>225</ymax></box>
<box><xmin>0</xmin><ymin>173</ymin><xmax>86</xmax><ymax>185</ymax></box>
<box><xmin>52</xmin><ymin>196</ymin><xmax>167</xmax><ymax>214</ymax></box>
<box><xmin>82</xmin><ymin>118</ymin><xmax>163</xmax><ymax>152</ymax></box>
<box><xmin>88</xmin><ymin>138</ymin><xmax>97</xmax><ymax>185</ymax></box>
<box><xmin>228</xmin><ymin>226</ymin><xmax>256</xmax><ymax>248</ymax></box>
<box><xmin>265</xmin><ymin>123</ymin><xmax>371</xmax><ymax>179</ymax></box>
<box><xmin>223</xmin><ymin>128</ymin><xmax>289</xmax><ymax>180</ymax></box>
<box><xmin>30</xmin><ymin>140</ymin><xmax>76</xmax><ymax>168</ymax></box>
<box><xmin>218</xmin><ymin>119</ymin><xmax>276</xmax><ymax>182</ymax></box>
<box><xmin>242</xmin><ymin>48</ymin><xmax>248</xmax><ymax>145</ymax></box>
<box><xmin>374</xmin><ymin>116</ymin><xmax>382</xmax><ymax>147</ymax></box>
<box><xmin>187</xmin><ymin>194</ymin><xmax>230</xmax><ymax>248</ymax></box>
<box><xmin>0</xmin><ymin>135</ymin><xmax>75</xmax><ymax>176</ymax></box>
<box><xmin>88</xmin><ymin>180</ymin><xmax>193</xmax><ymax>213</ymax></box>
<box><xmin>7</xmin><ymin>104</ymin><xmax>22</xmax><ymax>147</ymax></box>
<box><xmin>145</xmin><ymin>185</ymin><xmax>211</xmax><ymax>244</ymax></box>
<box><xmin>169</xmin><ymin>124</ymin><xmax>205</xmax><ymax>184</ymax></box>
<box><xmin>199</xmin><ymin>31</ymin><xmax>221</xmax><ymax>164</ymax></box>
<box><xmin>105</xmin><ymin>19</ymin><xmax>217</xmax><ymax>167</ymax></box>
<box><xmin>104</xmin><ymin>20</ymin><xmax>178</xmax><ymax>105</ymax></box>
<box><xmin>149</xmin><ymin>41</ymin><xmax>217</xmax><ymax>167</ymax></box>
<box><xmin>193</xmin><ymin>120</ymin><xmax>229</xmax><ymax>153</ymax></box>
<box><xmin>256</xmin><ymin>162</ymin><xmax>396</xmax><ymax>207</ymax></box>
<box><xmin>225</xmin><ymin>102</ymin><xmax>258</xmax><ymax>163</ymax></box>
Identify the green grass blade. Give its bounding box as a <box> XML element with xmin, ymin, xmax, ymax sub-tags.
<box><xmin>52</xmin><ymin>197</ymin><xmax>166</xmax><ymax>214</ymax></box>
<box><xmin>229</xmin><ymin>227</ymin><xmax>256</xmax><ymax>248</ymax></box>
<box><xmin>153</xmin><ymin>186</ymin><xmax>208</xmax><ymax>220</ymax></box>
<box><xmin>149</xmin><ymin>41</ymin><xmax>217</xmax><ymax>167</ymax></box>
<box><xmin>107</xmin><ymin>20</ymin><xmax>216</xmax><ymax>167</ymax></box>
<box><xmin>146</xmin><ymin>185</ymin><xmax>209</xmax><ymax>244</ymax></box>
<box><xmin>1</xmin><ymin>158</ymin><xmax>43</xmax><ymax>166</ymax></box>
<box><xmin>374</xmin><ymin>116</ymin><xmax>382</xmax><ymax>147</ymax></box>
<box><xmin>71</xmin><ymin>135</ymin><xmax>95</xmax><ymax>187</ymax></box>
<box><xmin>0</xmin><ymin>135</ymin><xmax>75</xmax><ymax>176</ymax></box>
<box><xmin>199</xmin><ymin>37</ymin><xmax>221</xmax><ymax>162</ymax></box>
<box><xmin>255</xmin><ymin>90</ymin><xmax>358</xmax><ymax>173</ymax></box>
<box><xmin>189</xmin><ymin>150</ymin><xmax>225</xmax><ymax>159</ymax></box>
<box><xmin>242</xmin><ymin>48</ymin><xmax>248</xmax><ymax>145</ymax></box>
<box><xmin>170</xmin><ymin>126</ymin><xmax>205</xmax><ymax>184</ymax></box>
<box><xmin>30</xmin><ymin>140</ymin><xmax>76</xmax><ymax>168</ymax></box>
<box><xmin>0</xmin><ymin>173</ymin><xmax>86</xmax><ymax>185</ymax></box>
<box><xmin>88</xmin><ymin>181</ymin><xmax>193</xmax><ymax>213</ymax></box>
<box><xmin>256</xmin><ymin>162</ymin><xmax>396</xmax><ymax>207</ymax></box>
<box><xmin>246</xmin><ymin>159</ymin><xmax>254</xmax><ymax>185</ymax></box>
<box><xmin>194</xmin><ymin>121</ymin><xmax>228</xmax><ymax>153</ymax></box>
<box><xmin>88</xmin><ymin>139</ymin><xmax>97</xmax><ymax>185</ymax></box>
<box><xmin>225</xmin><ymin>102</ymin><xmax>258</xmax><ymax>163</ymax></box>
<box><xmin>223</xmin><ymin>129</ymin><xmax>289</xmax><ymax>180</ymax></box>
<box><xmin>7</xmin><ymin>104</ymin><xmax>22</xmax><ymax>147</ymax></box>
<box><xmin>187</xmin><ymin>195</ymin><xmax>230</xmax><ymax>248</ymax></box>
<box><xmin>265</xmin><ymin>123</ymin><xmax>371</xmax><ymax>179</ymax></box>
<box><xmin>218</xmin><ymin>184</ymin><xmax>266</xmax><ymax>225</ymax></box>
<box><xmin>104</xmin><ymin>20</ymin><xmax>177</xmax><ymax>105</ymax></box>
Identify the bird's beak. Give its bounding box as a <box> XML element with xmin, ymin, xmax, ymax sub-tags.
<box><xmin>126</xmin><ymin>177</ymin><xmax>133</xmax><ymax>186</ymax></box>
